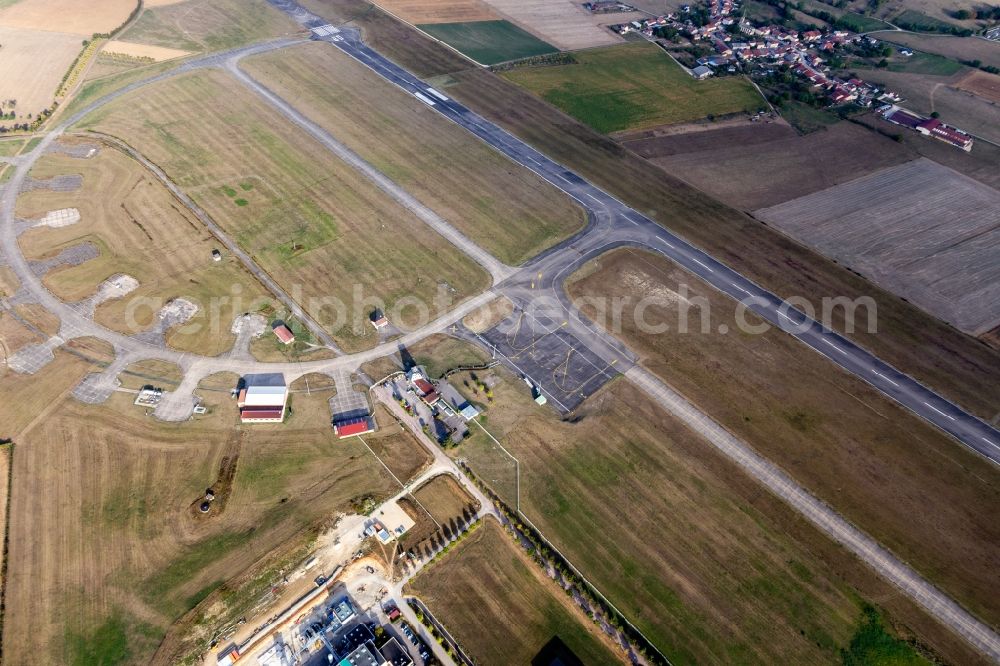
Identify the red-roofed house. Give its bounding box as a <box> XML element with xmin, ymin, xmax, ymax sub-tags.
<box><xmin>273</xmin><ymin>324</ymin><xmax>294</xmax><ymax>345</ymax></box>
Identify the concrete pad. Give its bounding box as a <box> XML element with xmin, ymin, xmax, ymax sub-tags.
<box><xmin>480</xmin><ymin>308</ymin><xmax>618</xmax><ymax>412</ymax></box>
<box><xmin>5</xmin><ymin>335</ymin><xmax>61</xmax><ymax>374</ymax></box>
<box><xmin>27</xmin><ymin>241</ymin><xmax>97</xmax><ymax>277</ymax></box>
<box><xmin>19</xmin><ymin>174</ymin><xmax>82</xmax><ymax>193</ymax></box>
<box><xmin>76</xmin><ymin>273</ymin><xmax>138</xmax><ymax>317</ymax></box>
<box><xmin>229</xmin><ymin>312</ymin><xmax>267</xmax><ymax>358</ymax></box>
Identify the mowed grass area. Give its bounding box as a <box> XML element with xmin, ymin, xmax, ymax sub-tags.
<box><xmin>78</xmin><ymin>69</ymin><xmax>490</xmax><ymax>351</ymax></box>
<box><xmin>568</xmin><ymin>249</ymin><xmax>1000</xmax><ymax>631</ymax></box>
<box><xmin>2</xmin><ymin>389</ymin><xmax>397</xmax><ymax>666</ymax></box>
<box><xmin>0</xmin><ymin>137</ymin><xmax>25</xmax><ymax>156</ymax></box>
<box><xmin>16</xmin><ymin>145</ymin><xmax>273</xmax><ymax>356</ymax></box>
<box><xmin>243</xmin><ymin>42</ymin><xmax>585</xmax><ymax>266</ymax></box>
<box><xmin>121</xmin><ymin>0</ymin><xmax>299</xmax><ymax>53</ymax></box>
<box><xmin>362</xmin><ymin>332</ymin><xmax>491</xmax><ymax>380</ymax></box>
<box><xmin>361</xmin><ymin>405</ymin><xmax>433</xmax><ymax>485</ymax></box>
<box><xmin>502</xmin><ymin>42</ymin><xmax>763</xmax><ymax>133</ymax></box>
<box><xmin>448</xmin><ymin>365</ymin><xmax>941</xmax><ymax>664</ymax></box>
<box><xmin>418</xmin><ymin>20</ymin><xmax>557</xmax><ymax>65</ymax></box>
<box><xmin>407</xmin><ymin>519</ymin><xmax>623</xmax><ymax>664</ymax></box>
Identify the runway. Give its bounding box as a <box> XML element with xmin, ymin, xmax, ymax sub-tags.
<box><xmin>298</xmin><ymin>21</ymin><xmax>1000</xmax><ymax>466</ymax></box>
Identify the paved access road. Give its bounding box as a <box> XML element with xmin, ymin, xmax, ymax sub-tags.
<box><xmin>301</xmin><ymin>22</ymin><xmax>1000</xmax><ymax>466</ymax></box>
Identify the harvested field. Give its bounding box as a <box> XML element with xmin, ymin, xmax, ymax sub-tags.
<box><xmin>78</xmin><ymin>69</ymin><xmax>490</xmax><ymax>351</ymax></box>
<box><xmin>456</xmin><ymin>370</ymin><xmax>964</xmax><ymax>663</ymax></box>
<box><xmin>2</xmin><ymin>395</ymin><xmax>395</xmax><ymax>665</ymax></box>
<box><xmin>361</xmin><ymin>406</ymin><xmax>433</xmax><ymax>485</ymax></box>
<box><xmin>955</xmin><ymin>69</ymin><xmax>1000</xmax><ymax>103</ymax></box>
<box><xmin>755</xmin><ymin>158</ymin><xmax>1000</xmax><ymax>335</ymax></box>
<box><xmin>870</xmin><ymin>31</ymin><xmax>1000</xmax><ymax>70</ymax></box>
<box><xmin>16</xmin><ymin>145</ymin><xmax>272</xmax><ymax>356</ymax></box>
<box><xmin>407</xmin><ymin>520</ymin><xmax>624</xmax><ymax>665</ymax></box>
<box><xmin>412</xmin><ymin>473</ymin><xmax>479</xmax><ymax>525</ymax></box>
<box><xmin>636</xmin><ymin>120</ymin><xmax>912</xmax><ymax>209</ymax></box>
<box><xmin>0</xmin><ymin>309</ymin><xmax>44</xmax><ymax>357</ymax></box>
<box><xmin>102</xmin><ymin>39</ymin><xmax>191</xmax><ymax>61</ymax></box>
<box><xmin>502</xmin><ymin>42</ymin><xmax>763</xmax><ymax>133</ymax></box>
<box><xmin>371</xmin><ymin>0</ymin><xmax>498</xmax><ymax>24</ymax></box>
<box><xmin>121</xmin><ymin>0</ymin><xmax>298</xmax><ymax>52</ymax></box>
<box><xmin>480</xmin><ymin>0</ymin><xmax>628</xmax><ymax>50</ymax></box>
<box><xmin>243</xmin><ymin>42</ymin><xmax>585</xmax><ymax>266</ymax></box>
<box><xmin>0</xmin><ymin>27</ymin><xmax>83</xmax><ymax>118</ymax></box>
<box><xmin>568</xmin><ymin>247</ymin><xmax>1000</xmax><ymax>634</ymax></box>
<box><xmin>0</xmin><ymin>0</ymin><xmax>135</xmax><ymax>35</ymax></box>
<box><xmin>418</xmin><ymin>19</ymin><xmax>557</xmax><ymax>65</ymax></box>
<box><xmin>0</xmin><ymin>350</ymin><xmax>104</xmax><ymax>441</ymax></box>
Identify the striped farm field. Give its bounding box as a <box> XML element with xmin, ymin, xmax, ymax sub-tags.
<box><xmin>242</xmin><ymin>42</ymin><xmax>585</xmax><ymax>266</ymax></box>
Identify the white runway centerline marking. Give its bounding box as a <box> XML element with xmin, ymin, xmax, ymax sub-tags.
<box><xmin>872</xmin><ymin>370</ymin><xmax>900</xmax><ymax>387</ymax></box>
<box><xmin>821</xmin><ymin>338</ymin><xmax>848</xmax><ymax>355</ymax></box>
<box><xmin>690</xmin><ymin>257</ymin><xmax>714</xmax><ymax>272</ymax></box>
<box><xmin>657</xmin><ymin>237</ymin><xmax>675</xmax><ymax>249</ymax></box>
<box><xmin>923</xmin><ymin>402</ymin><xmax>956</xmax><ymax>421</ymax></box>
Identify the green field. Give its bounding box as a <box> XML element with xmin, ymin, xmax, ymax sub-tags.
<box><xmin>418</xmin><ymin>20</ymin><xmax>557</xmax><ymax>65</ymax></box>
<box><xmin>885</xmin><ymin>51</ymin><xmax>964</xmax><ymax>75</ymax></box>
<box><xmin>892</xmin><ymin>8</ymin><xmax>963</xmax><ymax>33</ymax></box>
<box><xmin>0</xmin><ymin>137</ymin><xmax>25</xmax><ymax>157</ymax></box>
<box><xmin>502</xmin><ymin>42</ymin><xmax>763</xmax><ymax>133</ymax></box>
<box><xmin>407</xmin><ymin>519</ymin><xmax>623</xmax><ymax>664</ymax></box>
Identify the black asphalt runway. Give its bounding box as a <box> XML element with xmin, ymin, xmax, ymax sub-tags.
<box><xmin>265</xmin><ymin>0</ymin><xmax>1000</xmax><ymax>465</ymax></box>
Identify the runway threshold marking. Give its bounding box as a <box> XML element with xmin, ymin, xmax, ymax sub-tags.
<box><xmin>923</xmin><ymin>402</ymin><xmax>956</xmax><ymax>421</ymax></box>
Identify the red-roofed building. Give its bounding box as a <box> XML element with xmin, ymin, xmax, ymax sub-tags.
<box><xmin>335</xmin><ymin>416</ymin><xmax>375</xmax><ymax>438</ymax></box>
<box><xmin>240</xmin><ymin>407</ymin><xmax>284</xmax><ymax>421</ymax></box>
<box><xmin>273</xmin><ymin>324</ymin><xmax>294</xmax><ymax>345</ymax></box>
<box><xmin>413</xmin><ymin>378</ymin><xmax>435</xmax><ymax>395</ymax></box>
<box><xmin>882</xmin><ymin>107</ymin><xmax>973</xmax><ymax>151</ymax></box>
